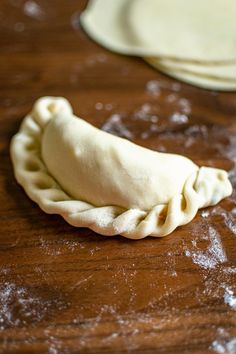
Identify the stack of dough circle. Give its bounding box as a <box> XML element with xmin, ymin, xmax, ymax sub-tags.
<box><xmin>10</xmin><ymin>97</ymin><xmax>232</xmax><ymax>239</ymax></box>
<box><xmin>80</xmin><ymin>0</ymin><xmax>236</xmax><ymax>90</ymax></box>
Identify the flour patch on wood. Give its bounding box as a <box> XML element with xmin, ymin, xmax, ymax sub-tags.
<box><xmin>23</xmin><ymin>1</ymin><xmax>44</xmax><ymax>20</ymax></box>
<box><xmin>211</xmin><ymin>328</ymin><xmax>236</xmax><ymax>354</ymax></box>
<box><xmin>101</xmin><ymin>113</ymin><xmax>133</xmax><ymax>139</ymax></box>
<box><xmin>185</xmin><ymin>226</ymin><xmax>227</xmax><ymax>269</ymax></box>
<box><xmin>223</xmin><ymin>286</ymin><xmax>236</xmax><ymax>310</ymax></box>
<box><xmin>0</xmin><ymin>282</ymin><xmax>64</xmax><ymax>329</ymax></box>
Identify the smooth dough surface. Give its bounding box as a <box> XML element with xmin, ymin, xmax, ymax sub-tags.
<box><xmin>80</xmin><ymin>0</ymin><xmax>141</xmax><ymax>56</ymax></box>
<box><xmin>129</xmin><ymin>0</ymin><xmax>236</xmax><ymax>62</ymax></box>
<box><xmin>146</xmin><ymin>58</ymin><xmax>236</xmax><ymax>91</ymax></box>
<box><xmin>10</xmin><ymin>97</ymin><xmax>233</xmax><ymax>239</ymax></box>
<box><xmin>43</xmin><ymin>114</ymin><xmax>198</xmax><ymax>210</ymax></box>
<box><xmin>81</xmin><ymin>0</ymin><xmax>236</xmax><ymax>62</ymax></box>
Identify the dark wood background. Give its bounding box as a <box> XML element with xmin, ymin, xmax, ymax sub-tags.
<box><xmin>0</xmin><ymin>1</ymin><xmax>236</xmax><ymax>353</ymax></box>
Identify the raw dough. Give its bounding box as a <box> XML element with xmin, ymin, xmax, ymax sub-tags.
<box><xmin>80</xmin><ymin>0</ymin><xmax>141</xmax><ymax>56</ymax></box>
<box><xmin>81</xmin><ymin>0</ymin><xmax>236</xmax><ymax>90</ymax></box>
<box><xmin>146</xmin><ymin>58</ymin><xmax>236</xmax><ymax>91</ymax></box>
<box><xmin>81</xmin><ymin>0</ymin><xmax>236</xmax><ymax>62</ymax></box>
<box><xmin>10</xmin><ymin>97</ymin><xmax>232</xmax><ymax>239</ymax></box>
<box><xmin>148</xmin><ymin>58</ymin><xmax>236</xmax><ymax>81</ymax></box>
<box><xmin>128</xmin><ymin>0</ymin><xmax>236</xmax><ymax>62</ymax></box>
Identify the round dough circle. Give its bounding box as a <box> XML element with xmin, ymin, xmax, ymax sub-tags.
<box><xmin>80</xmin><ymin>0</ymin><xmax>140</xmax><ymax>56</ymax></box>
<box><xmin>129</xmin><ymin>0</ymin><xmax>236</xmax><ymax>61</ymax></box>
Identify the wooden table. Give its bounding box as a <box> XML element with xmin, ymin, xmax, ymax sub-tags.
<box><xmin>1</xmin><ymin>1</ymin><xmax>236</xmax><ymax>353</ymax></box>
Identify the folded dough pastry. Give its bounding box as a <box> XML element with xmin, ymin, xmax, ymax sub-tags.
<box><xmin>10</xmin><ymin>97</ymin><xmax>232</xmax><ymax>239</ymax></box>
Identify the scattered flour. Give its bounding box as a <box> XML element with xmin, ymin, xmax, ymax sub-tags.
<box><xmin>178</xmin><ymin>98</ymin><xmax>191</xmax><ymax>114</ymax></box>
<box><xmin>211</xmin><ymin>328</ymin><xmax>236</xmax><ymax>354</ymax></box>
<box><xmin>214</xmin><ymin>135</ymin><xmax>236</xmax><ymax>185</ymax></box>
<box><xmin>223</xmin><ymin>267</ymin><xmax>236</xmax><ymax>274</ymax></box>
<box><xmin>169</xmin><ymin>112</ymin><xmax>189</xmax><ymax>124</ymax></box>
<box><xmin>146</xmin><ymin>80</ymin><xmax>161</xmax><ymax>96</ymax></box>
<box><xmin>23</xmin><ymin>0</ymin><xmax>44</xmax><ymax>20</ymax></box>
<box><xmin>185</xmin><ymin>124</ymin><xmax>209</xmax><ymax>138</ymax></box>
<box><xmin>96</xmin><ymin>53</ymin><xmax>107</xmax><ymax>63</ymax></box>
<box><xmin>212</xmin><ymin>337</ymin><xmax>236</xmax><ymax>354</ymax></box>
<box><xmin>140</xmin><ymin>131</ymin><xmax>149</xmax><ymax>139</ymax></box>
<box><xmin>201</xmin><ymin>210</ymin><xmax>210</xmax><ymax>218</ymax></box>
<box><xmin>211</xmin><ymin>207</ymin><xmax>236</xmax><ymax>236</ymax></box>
<box><xmin>208</xmin><ymin>227</ymin><xmax>227</xmax><ymax>264</ymax></box>
<box><xmin>133</xmin><ymin>104</ymin><xmax>159</xmax><ymax>122</ymax></box>
<box><xmin>134</xmin><ymin>106</ymin><xmax>150</xmax><ymax>121</ymax></box>
<box><xmin>95</xmin><ymin>102</ymin><xmax>103</xmax><ymax>110</ymax></box>
<box><xmin>101</xmin><ymin>113</ymin><xmax>133</xmax><ymax>139</ymax></box>
<box><xmin>166</xmin><ymin>93</ymin><xmax>178</xmax><ymax>103</ymax></box>
<box><xmin>0</xmin><ymin>282</ymin><xmax>63</xmax><ymax>329</ymax></box>
<box><xmin>185</xmin><ymin>226</ymin><xmax>227</xmax><ymax>269</ymax></box>
<box><xmin>85</xmin><ymin>54</ymin><xmax>108</xmax><ymax>67</ymax></box>
<box><xmin>171</xmin><ymin>82</ymin><xmax>181</xmax><ymax>92</ymax></box>
<box><xmin>223</xmin><ymin>287</ymin><xmax>236</xmax><ymax>310</ymax></box>
<box><xmin>105</xmin><ymin>103</ymin><xmax>113</xmax><ymax>111</ymax></box>
<box><xmin>146</xmin><ymin>80</ymin><xmax>182</xmax><ymax>96</ymax></box>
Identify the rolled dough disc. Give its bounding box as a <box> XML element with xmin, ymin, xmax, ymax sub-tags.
<box><xmin>152</xmin><ymin>58</ymin><xmax>236</xmax><ymax>81</ymax></box>
<box><xmin>146</xmin><ymin>58</ymin><xmax>236</xmax><ymax>91</ymax></box>
<box><xmin>81</xmin><ymin>0</ymin><xmax>236</xmax><ymax>62</ymax></box>
<box><xmin>128</xmin><ymin>0</ymin><xmax>236</xmax><ymax>62</ymax></box>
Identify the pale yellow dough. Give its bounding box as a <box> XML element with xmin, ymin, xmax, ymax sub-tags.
<box><xmin>146</xmin><ymin>58</ymin><xmax>236</xmax><ymax>91</ymax></box>
<box><xmin>10</xmin><ymin>97</ymin><xmax>232</xmax><ymax>239</ymax></box>
<box><xmin>81</xmin><ymin>0</ymin><xmax>236</xmax><ymax>62</ymax></box>
<box><xmin>129</xmin><ymin>0</ymin><xmax>236</xmax><ymax>62</ymax></box>
<box><xmin>81</xmin><ymin>0</ymin><xmax>236</xmax><ymax>91</ymax></box>
<box><xmin>150</xmin><ymin>58</ymin><xmax>236</xmax><ymax>81</ymax></box>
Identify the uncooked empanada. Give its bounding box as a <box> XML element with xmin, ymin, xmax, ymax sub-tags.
<box><xmin>10</xmin><ymin>97</ymin><xmax>232</xmax><ymax>239</ymax></box>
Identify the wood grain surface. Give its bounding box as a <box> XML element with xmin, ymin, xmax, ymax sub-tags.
<box><xmin>1</xmin><ymin>1</ymin><xmax>236</xmax><ymax>353</ymax></box>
